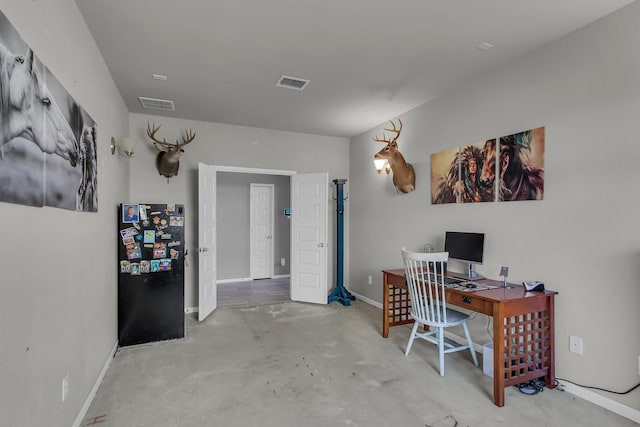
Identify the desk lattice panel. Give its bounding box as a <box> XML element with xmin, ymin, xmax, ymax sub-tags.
<box><xmin>502</xmin><ymin>310</ymin><xmax>551</xmax><ymax>382</ymax></box>
<box><xmin>388</xmin><ymin>286</ymin><xmax>412</xmax><ymax>324</ymax></box>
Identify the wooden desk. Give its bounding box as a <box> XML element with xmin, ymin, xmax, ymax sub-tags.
<box><xmin>382</xmin><ymin>269</ymin><xmax>557</xmax><ymax>407</ymax></box>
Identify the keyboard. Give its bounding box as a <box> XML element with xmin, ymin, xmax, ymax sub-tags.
<box><xmin>447</xmin><ymin>280</ymin><xmax>498</xmax><ymax>292</ymax></box>
<box><xmin>444</xmin><ymin>276</ymin><xmax>463</xmax><ymax>285</ymax></box>
<box><xmin>419</xmin><ymin>273</ymin><xmax>497</xmax><ymax>291</ymax></box>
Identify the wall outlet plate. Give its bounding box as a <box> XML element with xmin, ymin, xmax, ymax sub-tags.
<box><xmin>569</xmin><ymin>335</ymin><xmax>583</xmax><ymax>355</ymax></box>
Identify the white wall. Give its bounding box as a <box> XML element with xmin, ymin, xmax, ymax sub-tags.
<box><xmin>0</xmin><ymin>1</ymin><xmax>130</xmax><ymax>426</ymax></box>
<box><xmin>128</xmin><ymin>113</ymin><xmax>350</xmax><ymax>309</ymax></box>
<box><xmin>349</xmin><ymin>3</ymin><xmax>640</xmax><ymax>410</ymax></box>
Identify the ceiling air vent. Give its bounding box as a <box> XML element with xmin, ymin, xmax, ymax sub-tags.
<box><xmin>139</xmin><ymin>96</ymin><xmax>175</xmax><ymax>111</ymax></box>
<box><xmin>276</xmin><ymin>75</ymin><xmax>310</xmax><ymax>91</ymax></box>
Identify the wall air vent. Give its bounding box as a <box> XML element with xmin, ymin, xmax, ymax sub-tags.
<box><xmin>139</xmin><ymin>97</ymin><xmax>175</xmax><ymax>111</ymax></box>
<box><xmin>276</xmin><ymin>75</ymin><xmax>310</xmax><ymax>91</ymax></box>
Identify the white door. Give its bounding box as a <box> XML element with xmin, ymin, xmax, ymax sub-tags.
<box><xmin>198</xmin><ymin>163</ymin><xmax>217</xmax><ymax>321</ymax></box>
<box><xmin>290</xmin><ymin>173</ymin><xmax>328</xmax><ymax>304</ymax></box>
<box><xmin>250</xmin><ymin>184</ymin><xmax>274</xmax><ymax>279</ymax></box>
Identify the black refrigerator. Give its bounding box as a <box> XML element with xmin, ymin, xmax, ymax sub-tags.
<box><xmin>117</xmin><ymin>203</ymin><xmax>185</xmax><ymax>347</ymax></box>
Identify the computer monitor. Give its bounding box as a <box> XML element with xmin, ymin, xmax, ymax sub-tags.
<box><xmin>444</xmin><ymin>231</ymin><xmax>485</xmax><ymax>279</ymax></box>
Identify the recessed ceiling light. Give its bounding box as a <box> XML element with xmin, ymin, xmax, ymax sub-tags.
<box><xmin>152</xmin><ymin>74</ymin><xmax>167</xmax><ymax>81</ymax></box>
<box><xmin>476</xmin><ymin>42</ymin><xmax>494</xmax><ymax>51</ymax></box>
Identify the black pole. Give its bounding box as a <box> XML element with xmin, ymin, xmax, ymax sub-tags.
<box><xmin>328</xmin><ymin>179</ymin><xmax>355</xmax><ymax>306</ymax></box>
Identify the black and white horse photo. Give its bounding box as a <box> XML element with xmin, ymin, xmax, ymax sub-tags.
<box><xmin>0</xmin><ymin>11</ymin><xmax>97</xmax><ymax>211</ymax></box>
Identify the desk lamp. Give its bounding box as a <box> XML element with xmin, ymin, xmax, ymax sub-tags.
<box><xmin>499</xmin><ymin>266</ymin><xmax>512</xmax><ymax>289</ymax></box>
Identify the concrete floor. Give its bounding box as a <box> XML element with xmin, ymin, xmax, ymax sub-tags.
<box><xmin>84</xmin><ymin>300</ymin><xmax>634</xmax><ymax>426</ymax></box>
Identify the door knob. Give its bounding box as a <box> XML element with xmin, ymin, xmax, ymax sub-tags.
<box><xmin>318</xmin><ymin>242</ymin><xmax>324</xmax><ymax>248</ymax></box>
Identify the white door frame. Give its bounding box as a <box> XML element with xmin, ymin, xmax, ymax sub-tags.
<box><xmin>198</xmin><ymin>166</ymin><xmax>296</xmax><ymax>320</ymax></box>
<box><xmin>250</xmin><ymin>183</ymin><xmax>275</xmax><ymax>279</ymax></box>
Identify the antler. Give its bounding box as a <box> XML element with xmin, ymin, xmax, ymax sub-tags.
<box><xmin>179</xmin><ymin>128</ymin><xmax>196</xmax><ymax>147</ymax></box>
<box><xmin>373</xmin><ymin>119</ymin><xmax>403</xmax><ymax>143</ymax></box>
<box><xmin>147</xmin><ymin>123</ymin><xmax>172</xmax><ymax>150</ymax></box>
<box><xmin>146</xmin><ymin>122</ymin><xmax>196</xmax><ymax>150</ymax></box>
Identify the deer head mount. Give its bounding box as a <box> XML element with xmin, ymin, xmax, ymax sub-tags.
<box><xmin>373</xmin><ymin>119</ymin><xmax>415</xmax><ymax>193</ymax></box>
<box><xmin>146</xmin><ymin>123</ymin><xmax>196</xmax><ymax>179</ymax></box>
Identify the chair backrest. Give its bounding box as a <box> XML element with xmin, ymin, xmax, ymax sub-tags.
<box><xmin>401</xmin><ymin>248</ymin><xmax>450</xmax><ymax>326</ymax></box>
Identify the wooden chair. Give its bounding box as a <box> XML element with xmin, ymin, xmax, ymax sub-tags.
<box><xmin>402</xmin><ymin>248</ymin><xmax>478</xmax><ymax>376</ymax></box>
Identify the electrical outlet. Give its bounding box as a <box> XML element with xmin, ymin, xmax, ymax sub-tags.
<box><xmin>569</xmin><ymin>335</ymin><xmax>583</xmax><ymax>355</ymax></box>
<box><xmin>367</xmin><ymin>275</ymin><xmax>372</xmax><ymax>285</ymax></box>
<box><xmin>62</xmin><ymin>374</ymin><xmax>69</xmax><ymax>402</ymax></box>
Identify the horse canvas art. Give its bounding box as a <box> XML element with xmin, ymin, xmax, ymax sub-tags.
<box><xmin>0</xmin><ymin>11</ymin><xmax>97</xmax><ymax>211</ymax></box>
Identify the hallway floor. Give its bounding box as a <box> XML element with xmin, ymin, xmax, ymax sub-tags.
<box><xmin>84</xmin><ymin>300</ymin><xmax>634</xmax><ymax>426</ymax></box>
<box><xmin>217</xmin><ymin>277</ymin><xmax>290</xmax><ymax>307</ymax></box>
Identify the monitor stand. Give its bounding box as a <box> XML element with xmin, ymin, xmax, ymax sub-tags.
<box><xmin>468</xmin><ymin>263</ymin><xmax>484</xmax><ymax>280</ymax></box>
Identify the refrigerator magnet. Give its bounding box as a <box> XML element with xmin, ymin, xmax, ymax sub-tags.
<box><xmin>153</xmin><ymin>242</ymin><xmax>166</xmax><ymax>259</ymax></box>
<box><xmin>139</xmin><ymin>207</ymin><xmax>148</xmax><ymax>221</ymax></box>
<box><xmin>120</xmin><ymin>260</ymin><xmax>131</xmax><ymax>273</ymax></box>
<box><xmin>168</xmin><ymin>241</ymin><xmax>180</xmax><ymax>247</ymax></box>
<box><xmin>140</xmin><ymin>260</ymin><xmax>150</xmax><ymax>273</ymax></box>
<box><xmin>152</xmin><ymin>216</ymin><xmax>161</xmax><ymax>225</ymax></box>
<box><xmin>122</xmin><ymin>204</ymin><xmax>140</xmax><ymax>223</ymax></box>
<box><xmin>170</xmin><ymin>248</ymin><xmax>179</xmax><ymax>259</ymax></box>
<box><xmin>120</xmin><ymin>227</ymin><xmax>138</xmax><ymax>239</ymax></box>
<box><xmin>143</xmin><ymin>230</ymin><xmax>155</xmax><ymax>243</ymax></box>
<box><xmin>159</xmin><ymin>259</ymin><xmax>172</xmax><ymax>271</ymax></box>
<box><xmin>169</xmin><ymin>216</ymin><xmax>184</xmax><ymax>226</ymax></box>
<box><xmin>161</xmin><ymin>234</ymin><xmax>172</xmax><ymax>240</ymax></box>
<box><xmin>122</xmin><ymin>236</ymin><xmax>135</xmax><ymax>246</ymax></box>
<box><xmin>127</xmin><ymin>245</ymin><xmax>142</xmax><ymax>259</ymax></box>
<box><xmin>150</xmin><ymin>260</ymin><xmax>160</xmax><ymax>272</ymax></box>
<box><xmin>130</xmin><ymin>263</ymin><xmax>140</xmax><ymax>275</ymax></box>
<box><xmin>167</xmin><ymin>203</ymin><xmax>175</xmax><ymax>212</ymax></box>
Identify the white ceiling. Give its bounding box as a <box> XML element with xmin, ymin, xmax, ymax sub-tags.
<box><xmin>75</xmin><ymin>0</ymin><xmax>634</xmax><ymax>138</ymax></box>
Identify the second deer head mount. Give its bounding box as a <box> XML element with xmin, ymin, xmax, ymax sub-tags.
<box><xmin>146</xmin><ymin>123</ymin><xmax>196</xmax><ymax>179</ymax></box>
<box><xmin>373</xmin><ymin>119</ymin><xmax>415</xmax><ymax>194</ymax></box>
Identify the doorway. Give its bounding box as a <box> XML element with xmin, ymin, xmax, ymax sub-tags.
<box><xmin>198</xmin><ymin>164</ymin><xmax>329</xmax><ymax>320</ymax></box>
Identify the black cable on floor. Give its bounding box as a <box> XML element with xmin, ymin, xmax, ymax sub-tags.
<box><xmin>556</xmin><ymin>378</ymin><xmax>640</xmax><ymax>395</ymax></box>
<box><xmin>515</xmin><ymin>378</ymin><xmax>546</xmax><ymax>395</ymax></box>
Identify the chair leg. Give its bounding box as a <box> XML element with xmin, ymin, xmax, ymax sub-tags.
<box><xmin>405</xmin><ymin>321</ymin><xmax>420</xmax><ymax>356</ymax></box>
<box><xmin>462</xmin><ymin>322</ymin><xmax>478</xmax><ymax>367</ymax></box>
<box><xmin>438</xmin><ymin>327</ymin><xmax>445</xmax><ymax>376</ymax></box>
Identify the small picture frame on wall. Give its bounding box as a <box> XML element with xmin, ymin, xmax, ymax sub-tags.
<box><xmin>122</xmin><ymin>204</ymin><xmax>140</xmax><ymax>223</ymax></box>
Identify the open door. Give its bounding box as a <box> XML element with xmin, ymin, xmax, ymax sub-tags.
<box><xmin>290</xmin><ymin>172</ymin><xmax>328</xmax><ymax>304</ymax></box>
<box><xmin>198</xmin><ymin>163</ymin><xmax>217</xmax><ymax>321</ymax></box>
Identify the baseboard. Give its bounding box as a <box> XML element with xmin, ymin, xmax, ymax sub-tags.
<box><xmin>272</xmin><ymin>274</ymin><xmax>291</xmax><ymax>279</ymax></box>
<box><xmin>348</xmin><ymin>289</ymin><xmax>382</xmax><ymax>309</ymax></box>
<box><xmin>216</xmin><ymin>277</ymin><xmax>252</xmax><ymax>284</ymax></box>
<box><xmin>72</xmin><ymin>340</ymin><xmax>118</xmax><ymax>427</ymax></box>
<box><xmin>557</xmin><ymin>380</ymin><xmax>640</xmax><ymax>424</ymax></box>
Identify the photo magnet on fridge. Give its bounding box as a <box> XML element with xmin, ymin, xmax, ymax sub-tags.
<box><xmin>120</xmin><ymin>260</ymin><xmax>131</xmax><ymax>273</ymax></box>
<box><xmin>143</xmin><ymin>230</ymin><xmax>155</xmax><ymax>243</ymax></box>
<box><xmin>130</xmin><ymin>263</ymin><xmax>140</xmax><ymax>275</ymax></box>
